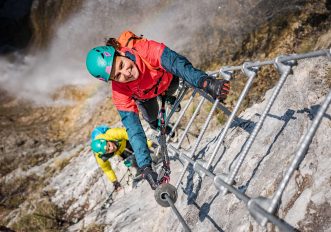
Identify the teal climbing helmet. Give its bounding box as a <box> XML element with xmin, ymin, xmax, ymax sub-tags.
<box><xmin>86</xmin><ymin>46</ymin><xmax>116</xmax><ymax>82</ymax></box>
<box><xmin>91</xmin><ymin>139</ymin><xmax>107</xmax><ymax>155</ymax></box>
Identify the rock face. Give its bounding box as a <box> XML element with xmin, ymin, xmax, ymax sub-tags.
<box><xmin>0</xmin><ymin>0</ymin><xmax>330</xmax><ymax>231</ymax></box>
<box><xmin>186</xmin><ymin>56</ymin><xmax>331</xmax><ymax>232</ymax></box>
<box><xmin>0</xmin><ymin>50</ymin><xmax>330</xmax><ymax>232</ymax></box>
<box><xmin>39</xmin><ymin>55</ymin><xmax>330</xmax><ymax>232</ymax></box>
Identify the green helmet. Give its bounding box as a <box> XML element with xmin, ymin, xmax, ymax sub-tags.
<box><xmin>91</xmin><ymin>139</ymin><xmax>107</xmax><ymax>155</ymax></box>
<box><xmin>86</xmin><ymin>46</ymin><xmax>116</xmax><ymax>82</ymax></box>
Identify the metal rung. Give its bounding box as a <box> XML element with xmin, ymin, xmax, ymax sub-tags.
<box><xmin>220</xmin><ymin>49</ymin><xmax>330</xmax><ymax>72</ymax></box>
<box><xmin>257</xmin><ymin>87</ymin><xmax>331</xmax><ymax>226</ymax></box>
<box><xmin>164</xmin><ymin>194</ymin><xmax>191</xmax><ymax>232</ymax></box>
<box><xmin>160</xmin><ymin>49</ymin><xmax>330</xmax><ymax>231</ymax></box>
<box><xmin>224</xmin><ymin>57</ymin><xmax>294</xmax><ymax>194</ymax></box>
<box><xmin>205</xmin><ymin>62</ymin><xmax>258</xmax><ymax>171</ymax></box>
<box><xmin>166</xmin><ymin>89</ymin><xmax>197</xmax><ymax>143</ymax></box>
<box><xmin>178</xmin><ymin>152</ymin><xmax>296</xmax><ymax>231</ymax></box>
<box><xmin>175</xmin><ymin>99</ymin><xmax>220</xmax><ymax>189</ymax></box>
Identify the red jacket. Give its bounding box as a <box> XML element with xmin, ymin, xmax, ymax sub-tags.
<box><xmin>112</xmin><ymin>40</ymin><xmax>173</xmax><ymax>113</ymax></box>
<box><xmin>111</xmin><ymin>38</ymin><xmax>207</xmax><ymax>168</ymax></box>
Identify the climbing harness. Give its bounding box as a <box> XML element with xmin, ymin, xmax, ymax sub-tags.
<box><xmin>155</xmin><ymin>95</ymin><xmax>171</xmax><ymax>184</ymax></box>
<box><xmin>151</xmin><ymin>93</ymin><xmax>187</xmax><ymax>229</ymax></box>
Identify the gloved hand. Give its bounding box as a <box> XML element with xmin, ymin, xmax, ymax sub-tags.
<box><xmin>113</xmin><ymin>181</ymin><xmax>121</xmax><ymax>191</ymax></box>
<box><xmin>123</xmin><ymin>159</ymin><xmax>132</xmax><ymax>167</ymax></box>
<box><xmin>202</xmin><ymin>77</ymin><xmax>230</xmax><ymax>101</ymax></box>
<box><xmin>150</xmin><ymin>121</ymin><xmax>175</xmax><ymax>138</ymax></box>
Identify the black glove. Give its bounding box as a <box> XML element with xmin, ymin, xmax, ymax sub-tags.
<box><xmin>113</xmin><ymin>181</ymin><xmax>121</xmax><ymax>191</ymax></box>
<box><xmin>202</xmin><ymin>77</ymin><xmax>230</xmax><ymax>100</ymax></box>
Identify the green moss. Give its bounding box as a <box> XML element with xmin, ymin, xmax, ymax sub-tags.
<box><xmin>203</xmin><ymin>0</ymin><xmax>330</xmax><ymax>115</ymax></box>
<box><xmin>216</xmin><ymin>111</ymin><xmax>227</xmax><ymax>125</ymax></box>
<box><xmin>296</xmin><ymin>38</ymin><xmax>316</xmax><ymax>53</ymax></box>
<box><xmin>12</xmin><ymin>200</ymin><xmax>66</xmax><ymax>232</ymax></box>
<box><xmin>0</xmin><ymin>174</ymin><xmax>46</xmax><ymax>211</ymax></box>
<box><xmin>84</xmin><ymin>224</ymin><xmax>107</xmax><ymax>232</ymax></box>
<box><xmin>1</xmin><ymin>178</ymin><xmax>30</xmax><ymax>209</ymax></box>
<box><xmin>21</xmin><ymin>153</ymin><xmax>49</xmax><ymax>171</ymax></box>
<box><xmin>0</xmin><ymin>155</ymin><xmax>17</xmax><ymax>176</ymax></box>
<box><xmin>54</xmin><ymin>157</ymin><xmax>71</xmax><ymax>172</ymax></box>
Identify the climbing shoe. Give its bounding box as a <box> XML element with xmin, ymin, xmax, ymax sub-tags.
<box><xmin>113</xmin><ymin>181</ymin><xmax>122</xmax><ymax>192</ymax></box>
<box><xmin>142</xmin><ymin>166</ymin><xmax>159</xmax><ymax>190</ymax></box>
<box><xmin>135</xmin><ymin>167</ymin><xmax>142</xmax><ymax>178</ymax></box>
<box><xmin>165</xmin><ymin>125</ymin><xmax>175</xmax><ymax>138</ymax></box>
<box><xmin>165</xmin><ymin>96</ymin><xmax>181</xmax><ymax>112</ymax></box>
<box><xmin>132</xmin><ymin>169</ymin><xmax>144</xmax><ymax>188</ymax></box>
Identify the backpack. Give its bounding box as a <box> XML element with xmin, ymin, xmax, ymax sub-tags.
<box><xmin>117</xmin><ymin>31</ymin><xmax>146</xmax><ymax>49</ymax></box>
<box><xmin>117</xmin><ymin>31</ymin><xmax>158</xmax><ymax>70</ymax></box>
<box><xmin>91</xmin><ymin>125</ymin><xmax>110</xmax><ymax>140</ymax></box>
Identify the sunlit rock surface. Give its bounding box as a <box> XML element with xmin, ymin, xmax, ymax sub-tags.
<box><xmin>43</xmin><ymin>57</ymin><xmax>331</xmax><ymax>232</ymax></box>
<box><xmin>0</xmin><ymin>0</ymin><xmax>330</xmax><ymax>231</ymax></box>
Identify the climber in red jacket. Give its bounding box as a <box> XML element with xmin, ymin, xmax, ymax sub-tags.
<box><xmin>85</xmin><ymin>31</ymin><xmax>230</xmax><ymax>190</ymax></box>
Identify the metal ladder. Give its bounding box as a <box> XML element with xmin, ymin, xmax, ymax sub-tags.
<box><xmin>160</xmin><ymin>49</ymin><xmax>331</xmax><ymax>231</ymax></box>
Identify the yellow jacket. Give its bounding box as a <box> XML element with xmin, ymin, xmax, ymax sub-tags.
<box><xmin>93</xmin><ymin>127</ymin><xmax>152</xmax><ymax>183</ymax></box>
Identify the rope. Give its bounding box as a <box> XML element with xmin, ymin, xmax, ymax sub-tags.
<box><xmin>95</xmin><ymin>168</ymin><xmax>131</xmax><ymax>222</ymax></box>
<box><xmin>92</xmin><ymin>154</ymin><xmax>109</xmax><ymax>195</ymax></box>
<box><xmin>126</xmin><ymin>168</ymin><xmax>133</xmax><ymax>186</ymax></box>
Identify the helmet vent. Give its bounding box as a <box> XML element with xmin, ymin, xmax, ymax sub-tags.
<box><xmin>101</xmin><ymin>53</ymin><xmax>104</xmax><ymax>59</ymax></box>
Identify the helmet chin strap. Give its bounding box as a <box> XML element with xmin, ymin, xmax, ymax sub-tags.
<box><xmin>124</xmin><ymin>51</ymin><xmax>136</xmax><ymax>62</ymax></box>
<box><xmin>111</xmin><ymin>140</ymin><xmax>120</xmax><ymax>149</ymax></box>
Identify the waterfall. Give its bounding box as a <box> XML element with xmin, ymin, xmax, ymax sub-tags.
<box><xmin>0</xmin><ymin>0</ymin><xmax>304</xmax><ymax>105</ymax></box>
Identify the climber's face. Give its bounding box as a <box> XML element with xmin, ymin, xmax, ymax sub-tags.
<box><xmin>110</xmin><ymin>55</ymin><xmax>139</xmax><ymax>83</ymax></box>
<box><xmin>106</xmin><ymin>141</ymin><xmax>117</xmax><ymax>153</ymax></box>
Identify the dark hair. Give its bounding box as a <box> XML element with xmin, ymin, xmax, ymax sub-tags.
<box><xmin>105</xmin><ymin>37</ymin><xmax>121</xmax><ymax>50</ymax></box>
